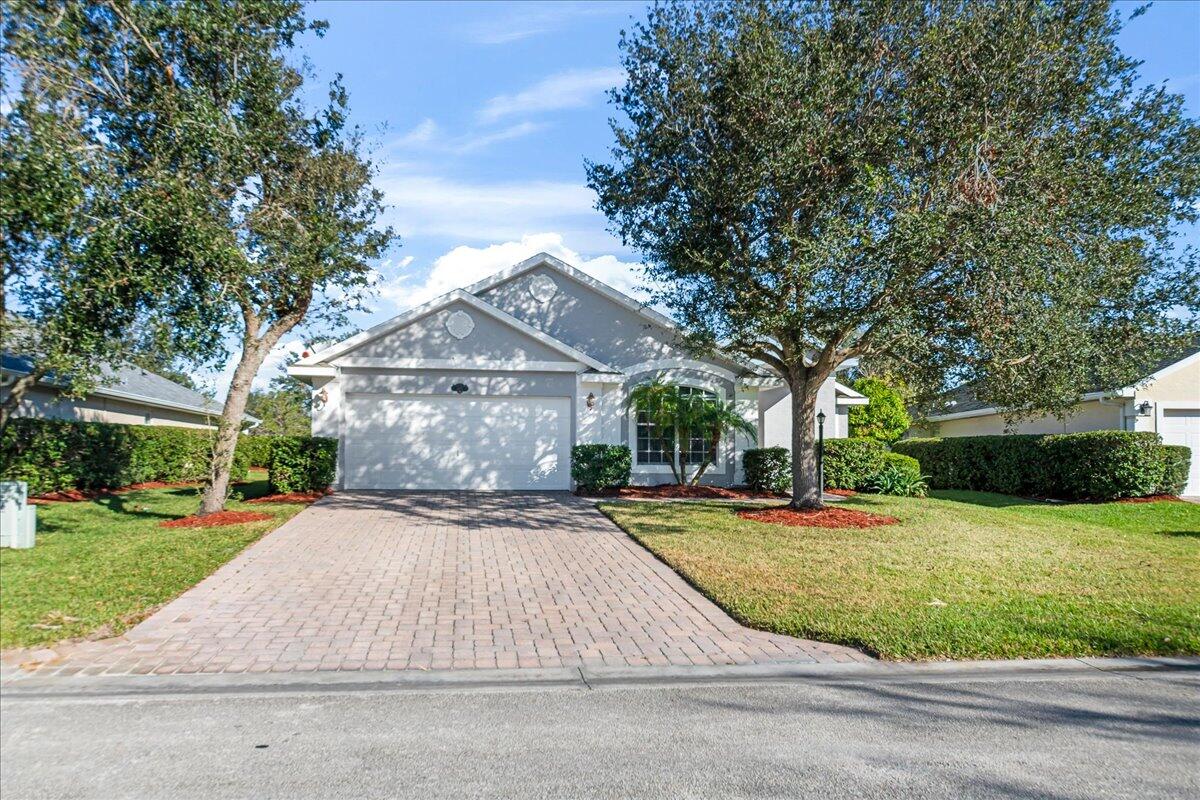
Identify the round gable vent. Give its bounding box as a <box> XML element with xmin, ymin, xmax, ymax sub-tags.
<box><xmin>528</xmin><ymin>273</ymin><xmax>558</xmax><ymax>303</ymax></box>
<box><xmin>445</xmin><ymin>309</ymin><xmax>475</xmax><ymax>339</ymax></box>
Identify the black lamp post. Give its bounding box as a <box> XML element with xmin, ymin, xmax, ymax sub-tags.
<box><xmin>816</xmin><ymin>410</ymin><xmax>826</xmax><ymax>498</ymax></box>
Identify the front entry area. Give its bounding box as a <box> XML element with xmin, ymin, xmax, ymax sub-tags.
<box><xmin>342</xmin><ymin>395</ymin><xmax>571</xmax><ymax>490</ymax></box>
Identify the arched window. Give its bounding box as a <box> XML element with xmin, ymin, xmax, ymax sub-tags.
<box><xmin>635</xmin><ymin>385</ymin><xmax>718</xmax><ymax>466</ymax></box>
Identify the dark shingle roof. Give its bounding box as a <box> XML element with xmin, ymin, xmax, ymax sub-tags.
<box><xmin>2</xmin><ymin>354</ymin><xmax>223</xmax><ymax>417</ymax></box>
<box><xmin>933</xmin><ymin>339</ymin><xmax>1200</xmax><ymax>417</ymax></box>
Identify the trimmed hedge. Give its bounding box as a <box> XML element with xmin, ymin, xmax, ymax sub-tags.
<box><xmin>1</xmin><ymin>418</ymin><xmax>250</xmax><ymax>496</ymax></box>
<box><xmin>891</xmin><ymin>435</ymin><xmax>1049</xmax><ymax>495</ymax></box>
<box><xmin>893</xmin><ymin>431</ymin><xmax>1191</xmax><ymax>500</ymax></box>
<box><xmin>571</xmin><ymin>444</ymin><xmax>632</xmax><ymax>492</ymax></box>
<box><xmin>237</xmin><ymin>435</ymin><xmax>276</xmax><ymax>468</ymax></box>
<box><xmin>1159</xmin><ymin>445</ymin><xmax>1192</xmax><ymax>496</ymax></box>
<box><xmin>743</xmin><ymin>447</ymin><xmax>790</xmax><ymax>493</ymax></box>
<box><xmin>268</xmin><ymin>436</ymin><xmax>338</xmax><ymax>494</ymax></box>
<box><xmin>822</xmin><ymin>437</ymin><xmax>888</xmax><ymax>490</ymax></box>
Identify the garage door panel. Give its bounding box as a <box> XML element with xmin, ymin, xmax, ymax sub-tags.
<box><xmin>1160</xmin><ymin>409</ymin><xmax>1200</xmax><ymax>496</ymax></box>
<box><xmin>344</xmin><ymin>396</ymin><xmax>571</xmax><ymax>490</ymax></box>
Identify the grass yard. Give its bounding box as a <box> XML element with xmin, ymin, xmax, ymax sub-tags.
<box><xmin>600</xmin><ymin>492</ymin><xmax>1200</xmax><ymax>660</ymax></box>
<box><xmin>1</xmin><ymin>470</ymin><xmax>308</xmax><ymax>650</ymax></box>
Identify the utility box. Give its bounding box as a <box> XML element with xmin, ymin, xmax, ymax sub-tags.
<box><xmin>0</xmin><ymin>481</ymin><xmax>37</xmax><ymax>549</ymax></box>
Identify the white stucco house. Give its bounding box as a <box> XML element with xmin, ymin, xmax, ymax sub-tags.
<box><xmin>914</xmin><ymin>343</ymin><xmax>1200</xmax><ymax>495</ymax></box>
<box><xmin>288</xmin><ymin>253</ymin><xmax>865</xmax><ymax>491</ymax></box>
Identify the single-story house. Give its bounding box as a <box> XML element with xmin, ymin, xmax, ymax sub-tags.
<box><xmin>1</xmin><ymin>354</ymin><xmax>231</xmax><ymax>430</ymax></box>
<box><xmin>288</xmin><ymin>253</ymin><xmax>866</xmax><ymax>491</ymax></box>
<box><xmin>912</xmin><ymin>343</ymin><xmax>1200</xmax><ymax>495</ymax></box>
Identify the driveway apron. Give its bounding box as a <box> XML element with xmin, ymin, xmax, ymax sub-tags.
<box><xmin>9</xmin><ymin>493</ymin><xmax>868</xmax><ymax>676</ymax></box>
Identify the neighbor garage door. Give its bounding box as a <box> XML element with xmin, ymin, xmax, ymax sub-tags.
<box><xmin>343</xmin><ymin>395</ymin><xmax>571</xmax><ymax>490</ymax></box>
<box><xmin>1160</xmin><ymin>408</ymin><xmax>1200</xmax><ymax>496</ymax></box>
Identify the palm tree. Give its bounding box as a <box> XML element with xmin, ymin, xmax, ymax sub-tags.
<box><xmin>624</xmin><ymin>380</ymin><xmax>758</xmax><ymax>485</ymax></box>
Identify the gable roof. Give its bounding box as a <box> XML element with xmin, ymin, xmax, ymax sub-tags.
<box><xmin>925</xmin><ymin>338</ymin><xmax>1200</xmax><ymax>421</ymax></box>
<box><xmin>2</xmin><ymin>354</ymin><xmax>227</xmax><ymax>419</ymax></box>
<box><xmin>466</xmin><ymin>253</ymin><xmax>682</xmax><ymax>332</ymax></box>
<box><xmin>294</xmin><ymin>288</ymin><xmax>616</xmax><ymax>372</ymax></box>
<box><xmin>469</xmin><ymin>253</ymin><xmax>772</xmax><ymax>377</ymax></box>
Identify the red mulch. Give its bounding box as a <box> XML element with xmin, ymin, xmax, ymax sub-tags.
<box><xmin>582</xmin><ymin>483</ymin><xmax>787</xmax><ymax>500</ymax></box>
<box><xmin>1116</xmin><ymin>494</ymin><xmax>1181</xmax><ymax>504</ymax></box>
<box><xmin>737</xmin><ymin>505</ymin><xmax>899</xmax><ymax>529</ymax></box>
<box><xmin>246</xmin><ymin>489</ymin><xmax>331</xmax><ymax>504</ymax></box>
<box><xmin>825</xmin><ymin>488</ymin><xmax>858</xmax><ymax>497</ymax></box>
<box><xmin>159</xmin><ymin>511</ymin><xmax>273</xmax><ymax>529</ymax></box>
<box><xmin>28</xmin><ymin>478</ymin><xmax>259</xmax><ymax>504</ymax></box>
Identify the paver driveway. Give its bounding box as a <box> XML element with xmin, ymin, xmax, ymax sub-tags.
<box><xmin>11</xmin><ymin>493</ymin><xmax>867</xmax><ymax>676</ymax></box>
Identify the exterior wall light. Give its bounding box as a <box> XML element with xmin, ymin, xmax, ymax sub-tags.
<box><xmin>1136</xmin><ymin>400</ymin><xmax>1152</xmax><ymax>417</ymax></box>
<box><xmin>586</xmin><ymin>392</ymin><xmax>596</xmax><ymax>408</ymax></box>
<box><xmin>451</xmin><ymin>382</ymin><xmax>469</xmax><ymax>395</ymax></box>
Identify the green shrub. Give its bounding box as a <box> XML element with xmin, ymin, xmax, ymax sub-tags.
<box><xmin>268</xmin><ymin>436</ymin><xmax>338</xmax><ymax>494</ymax></box>
<box><xmin>892</xmin><ymin>430</ymin><xmax>1184</xmax><ymax>501</ymax></box>
<box><xmin>571</xmin><ymin>444</ymin><xmax>632</xmax><ymax>492</ymax></box>
<box><xmin>892</xmin><ymin>435</ymin><xmax>1051</xmax><ymax>495</ymax></box>
<box><xmin>822</xmin><ymin>437</ymin><xmax>887</xmax><ymax>490</ymax></box>
<box><xmin>743</xmin><ymin>447</ymin><xmax>790</xmax><ymax>493</ymax></box>
<box><xmin>1042</xmin><ymin>430</ymin><xmax>1168</xmax><ymax>500</ymax></box>
<box><xmin>865</xmin><ymin>452</ymin><xmax>927</xmax><ymax>497</ymax></box>
<box><xmin>0</xmin><ymin>419</ymin><xmax>242</xmax><ymax>496</ymax></box>
<box><xmin>236</xmin><ymin>435</ymin><xmax>276</xmax><ymax>468</ymax></box>
<box><xmin>1157</xmin><ymin>445</ymin><xmax>1192</xmax><ymax>496</ymax></box>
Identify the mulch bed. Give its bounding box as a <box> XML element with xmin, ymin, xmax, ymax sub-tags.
<box><xmin>28</xmin><ymin>479</ymin><xmax>256</xmax><ymax>505</ymax></box>
<box><xmin>825</xmin><ymin>488</ymin><xmax>858</xmax><ymax>497</ymax></box>
<box><xmin>159</xmin><ymin>511</ymin><xmax>273</xmax><ymax>529</ymax></box>
<box><xmin>1115</xmin><ymin>494</ymin><xmax>1182</xmax><ymax>504</ymax></box>
<box><xmin>246</xmin><ymin>489</ymin><xmax>331</xmax><ymax>504</ymax></box>
<box><xmin>582</xmin><ymin>483</ymin><xmax>787</xmax><ymax>500</ymax></box>
<box><xmin>737</xmin><ymin>505</ymin><xmax>899</xmax><ymax>529</ymax></box>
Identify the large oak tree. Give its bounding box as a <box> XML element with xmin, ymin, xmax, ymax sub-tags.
<box><xmin>587</xmin><ymin>0</ymin><xmax>1200</xmax><ymax>507</ymax></box>
<box><xmin>4</xmin><ymin>1</ymin><xmax>394</xmax><ymax>513</ymax></box>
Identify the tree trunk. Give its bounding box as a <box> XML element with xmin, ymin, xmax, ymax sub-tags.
<box><xmin>788</xmin><ymin>376</ymin><xmax>823</xmax><ymax>509</ymax></box>
<box><xmin>197</xmin><ymin>339</ymin><xmax>270</xmax><ymax>515</ymax></box>
<box><xmin>0</xmin><ymin>370</ymin><xmax>44</xmax><ymax>435</ymax></box>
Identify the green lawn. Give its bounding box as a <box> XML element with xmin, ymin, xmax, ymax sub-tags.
<box><xmin>1</xmin><ymin>471</ymin><xmax>308</xmax><ymax>650</ymax></box>
<box><xmin>600</xmin><ymin>492</ymin><xmax>1200</xmax><ymax>660</ymax></box>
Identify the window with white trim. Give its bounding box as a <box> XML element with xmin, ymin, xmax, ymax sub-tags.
<box><xmin>635</xmin><ymin>386</ymin><xmax>718</xmax><ymax>466</ymax></box>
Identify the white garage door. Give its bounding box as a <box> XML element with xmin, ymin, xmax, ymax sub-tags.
<box><xmin>1161</xmin><ymin>408</ymin><xmax>1200</xmax><ymax>496</ymax></box>
<box><xmin>344</xmin><ymin>395</ymin><xmax>571</xmax><ymax>490</ymax></box>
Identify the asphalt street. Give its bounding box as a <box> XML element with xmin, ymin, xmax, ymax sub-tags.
<box><xmin>2</xmin><ymin>667</ymin><xmax>1197</xmax><ymax>799</ymax></box>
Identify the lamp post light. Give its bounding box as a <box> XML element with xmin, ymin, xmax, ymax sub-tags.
<box><xmin>816</xmin><ymin>410</ymin><xmax>826</xmax><ymax>499</ymax></box>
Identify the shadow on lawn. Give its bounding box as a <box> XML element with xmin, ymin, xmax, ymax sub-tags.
<box><xmin>928</xmin><ymin>490</ymin><xmax>1046</xmax><ymax>508</ymax></box>
<box><xmin>1158</xmin><ymin>529</ymin><xmax>1200</xmax><ymax>538</ymax></box>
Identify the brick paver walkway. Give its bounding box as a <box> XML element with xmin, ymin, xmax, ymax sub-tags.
<box><xmin>6</xmin><ymin>493</ymin><xmax>868</xmax><ymax>677</ymax></box>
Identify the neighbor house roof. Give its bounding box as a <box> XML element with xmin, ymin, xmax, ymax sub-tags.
<box><xmin>2</xmin><ymin>354</ymin><xmax>236</xmax><ymax>420</ymax></box>
<box><xmin>925</xmin><ymin>339</ymin><xmax>1200</xmax><ymax>422</ymax></box>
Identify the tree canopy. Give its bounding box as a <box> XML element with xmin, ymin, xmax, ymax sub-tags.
<box><xmin>587</xmin><ymin>0</ymin><xmax>1200</xmax><ymax>506</ymax></box>
<box><xmin>5</xmin><ymin>1</ymin><xmax>395</xmax><ymax>512</ymax></box>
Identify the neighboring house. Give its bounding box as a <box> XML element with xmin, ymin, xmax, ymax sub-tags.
<box><xmin>288</xmin><ymin>253</ymin><xmax>866</xmax><ymax>490</ymax></box>
<box><xmin>913</xmin><ymin>343</ymin><xmax>1200</xmax><ymax>495</ymax></box>
<box><xmin>1</xmin><ymin>354</ymin><xmax>233</xmax><ymax>430</ymax></box>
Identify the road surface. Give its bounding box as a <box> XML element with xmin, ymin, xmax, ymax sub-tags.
<box><xmin>2</xmin><ymin>666</ymin><xmax>1197</xmax><ymax>799</ymax></box>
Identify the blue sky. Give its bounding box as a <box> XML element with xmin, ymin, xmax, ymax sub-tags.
<box><xmin>224</xmin><ymin>0</ymin><xmax>1200</xmax><ymax>392</ymax></box>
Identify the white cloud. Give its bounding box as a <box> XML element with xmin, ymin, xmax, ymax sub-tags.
<box><xmin>388</xmin><ymin>120</ymin><xmax>545</xmax><ymax>155</ymax></box>
<box><xmin>478</xmin><ymin>67</ymin><xmax>623</xmax><ymax>123</ymax></box>
<box><xmin>377</xmin><ymin>172</ymin><xmax>601</xmax><ymax>242</ymax></box>
<box><xmin>393</xmin><ymin>118</ymin><xmax>439</xmax><ymax>147</ymax></box>
<box><xmin>463</xmin><ymin>4</ymin><xmax>633</xmax><ymax>45</ymax></box>
<box><xmin>376</xmin><ymin>233</ymin><xmax>648</xmax><ymax>312</ymax></box>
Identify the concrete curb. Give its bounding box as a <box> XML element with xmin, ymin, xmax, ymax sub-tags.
<box><xmin>3</xmin><ymin>656</ymin><xmax>1196</xmax><ymax>700</ymax></box>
